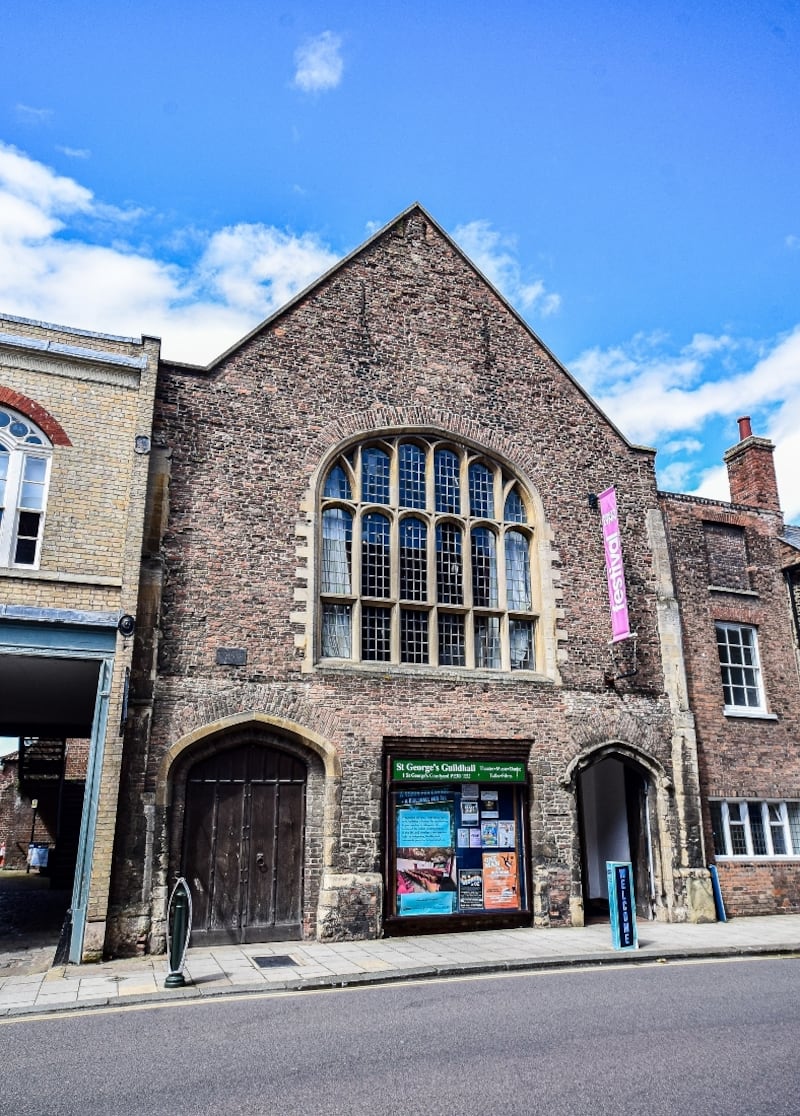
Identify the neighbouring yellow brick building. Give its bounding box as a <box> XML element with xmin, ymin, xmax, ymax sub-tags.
<box><xmin>0</xmin><ymin>313</ymin><xmax>159</xmax><ymax>961</ymax></box>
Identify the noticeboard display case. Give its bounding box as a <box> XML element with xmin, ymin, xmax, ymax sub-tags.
<box><xmin>384</xmin><ymin>756</ymin><xmax>531</xmax><ymax>934</ymax></box>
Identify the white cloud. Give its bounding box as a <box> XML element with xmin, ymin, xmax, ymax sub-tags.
<box><xmin>15</xmin><ymin>104</ymin><xmax>53</xmax><ymax>125</ymax></box>
<box><xmin>0</xmin><ymin>142</ymin><xmax>91</xmax><ymax>214</ymax></box>
<box><xmin>571</xmin><ymin>327</ymin><xmax>800</xmax><ymax>519</ymax></box>
<box><xmin>452</xmin><ymin>220</ymin><xmax>560</xmax><ymax>316</ymax></box>
<box><xmin>199</xmin><ymin>224</ymin><xmax>338</xmax><ymax>314</ymax></box>
<box><xmin>293</xmin><ymin>31</ymin><xmax>344</xmax><ymax>93</ymax></box>
<box><xmin>56</xmin><ymin>146</ymin><xmax>91</xmax><ymax>159</ymax></box>
<box><xmin>0</xmin><ymin>142</ymin><xmax>340</xmax><ymax>364</ymax></box>
<box><xmin>786</xmin><ymin>234</ymin><xmax>800</xmax><ymax>251</ymax></box>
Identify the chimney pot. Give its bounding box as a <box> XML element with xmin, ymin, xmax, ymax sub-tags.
<box><xmin>737</xmin><ymin>416</ymin><xmax>753</xmax><ymax>440</ymax></box>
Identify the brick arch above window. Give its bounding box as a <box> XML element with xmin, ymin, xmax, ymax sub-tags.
<box><xmin>0</xmin><ymin>386</ymin><xmax>71</xmax><ymax>446</ymax></box>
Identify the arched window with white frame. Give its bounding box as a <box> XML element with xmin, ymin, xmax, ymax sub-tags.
<box><xmin>0</xmin><ymin>407</ymin><xmax>52</xmax><ymax>569</ymax></box>
<box><xmin>318</xmin><ymin>436</ymin><xmax>540</xmax><ymax>672</ymax></box>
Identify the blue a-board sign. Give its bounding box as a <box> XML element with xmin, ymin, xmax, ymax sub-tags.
<box><xmin>607</xmin><ymin>861</ymin><xmax>639</xmax><ymax>950</ymax></box>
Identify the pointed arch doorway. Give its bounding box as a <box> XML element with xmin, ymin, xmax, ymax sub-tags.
<box><xmin>181</xmin><ymin>740</ymin><xmax>307</xmax><ymax>944</ymax></box>
<box><xmin>577</xmin><ymin>753</ymin><xmax>656</xmax><ymax>921</ymax></box>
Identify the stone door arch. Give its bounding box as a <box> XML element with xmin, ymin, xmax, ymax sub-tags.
<box><xmin>575</xmin><ymin>749</ymin><xmax>660</xmax><ymax>921</ymax></box>
<box><xmin>171</xmin><ymin>727</ymin><xmax>326</xmax><ymax>945</ymax></box>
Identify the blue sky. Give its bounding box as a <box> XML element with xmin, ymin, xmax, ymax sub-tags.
<box><xmin>1</xmin><ymin>1</ymin><xmax>798</xmax><ymax>513</ymax></box>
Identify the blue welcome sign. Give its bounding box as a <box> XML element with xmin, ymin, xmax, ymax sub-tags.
<box><xmin>606</xmin><ymin>861</ymin><xmax>639</xmax><ymax>950</ymax></box>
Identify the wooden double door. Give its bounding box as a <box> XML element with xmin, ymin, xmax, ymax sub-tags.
<box><xmin>182</xmin><ymin>742</ymin><xmax>306</xmax><ymax>944</ymax></box>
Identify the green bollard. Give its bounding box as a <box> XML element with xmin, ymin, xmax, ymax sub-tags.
<box><xmin>165</xmin><ymin>878</ymin><xmax>191</xmax><ymax>988</ymax></box>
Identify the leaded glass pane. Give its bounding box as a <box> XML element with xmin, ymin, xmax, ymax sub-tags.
<box><xmin>438</xmin><ymin>613</ymin><xmax>465</xmax><ymax>666</ymax></box>
<box><xmin>509</xmin><ymin>619</ymin><xmax>534</xmax><ymax>671</ymax></box>
<box><xmin>321</xmin><ymin>604</ymin><xmax>352</xmax><ymax>658</ymax></box>
<box><xmin>471</xmin><ymin>527</ymin><xmax>498</xmax><ymax>607</ymax></box>
<box><xmin>361</xmin><ymin>606</ymin><xmax>391</xmax><ymax>661</ymax></box>
<box><xmin>323</xmin><ymin>463</ymin><xmax>351</xmax><ymax>499</ymax></box>
<box><xmin>748</xmin><ymin>802</ymin><xmax>767</xmax><ymax>855</ymax></box>
<box><xmin>474</xmin><ymin>615</ymin><xmax>501</xmax><ymax>669</ymax></box>
<box><xmin>362</xmin><ymin>513</ymin><xmax>390</xmax><ymax>598</ymax></box>
<box><xmin>709</xmin><ymin>801</ymin><xmax>725</xmax><ymax>856</ymax></box>
<box><xmin>436</xmin><ymin>523</ymin><xmax>463</xmax><ymax>605</ymax></box>
<box><xmin>321</xmin><ymin>509</ymin><xmax>352</xmax><ymax>593</ymax></box>
<box><xmin>400</xmin><ymin>609</ymin><xmax>429</xmax><ymax>663</ymax></box>
<box><xmin>506</xmin><ymin>530</ymin><xmax>531</xmax><ymax>610</ymax></box>
<box><xmin>768</xmin><ymin>804</ymin><xmax>787</xmax><ymax>854</ymax></box>
<box><xmin>728</xmin><ymin>803</ymin><xmax>747</xmax><ymax>855</ymax></box>
<box><xmin>399</xmin><ymin>518</ymin><xmax>427</xmax><ymax>601</ymax></box>
<box><xmin>469</xmin><ymin>462</ymin><xmax>494</xmax><ymax>518</ymax></box>
<box><xmin>787</xmin><ymin>803</ymin><xmax>800</xmax><ymax>854</ymax></box>
<box><xmin>504</xmin><ymin>488</ymin><xmax>526</xmax><ymax>523</ymax></box>
<box><xmin>362</xmin><ymin>447</ymin><xmax>390</xmax><ymax>504</ymax></box>
<box><xmin>399</xmin><ymin>444</ymin><xmax>426</xmax><ymax>510</ymax></box>
<box><xmin>434</xmin><ymin>450</ymin><xmax>460</xmax><ymax>513</ymax></box>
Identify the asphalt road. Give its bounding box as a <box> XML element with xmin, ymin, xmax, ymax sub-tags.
<box><xmin>2</xmin><ymin>957</ymin><xmax>799</xmax><ymax>1116</ymax></box>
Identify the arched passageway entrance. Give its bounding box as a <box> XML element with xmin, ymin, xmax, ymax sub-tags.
<box><xmin>577</xmin><ymin>754</ymin><xmax>655</xmax><ymax>921</ymax></box>
<box><xmin>181</xmin><ymin>741</ymin><xmax>307</xmax><ymax>944</ymax></box>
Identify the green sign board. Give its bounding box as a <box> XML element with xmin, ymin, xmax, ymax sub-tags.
<box><xmin>391</xmin><ymin>758</ymin><xmax>526</xmax><ymax>783</ymax></box>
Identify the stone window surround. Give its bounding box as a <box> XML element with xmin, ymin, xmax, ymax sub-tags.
<box><xmin>294</xmin><ymin>424</ymin><xmax>564</xmax><ymax>681</ymax></box>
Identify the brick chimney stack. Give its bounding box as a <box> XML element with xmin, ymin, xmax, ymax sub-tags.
<box><xmin>723</xmin><ymin>416</ymin><xmax>782</xmax><ymax>513</ymax></box>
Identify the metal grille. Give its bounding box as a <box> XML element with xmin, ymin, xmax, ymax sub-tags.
<box><xmin>362</xmin><ymin>447</ymin><xmax>390</xmax><ymax>504</ymax></box>
<box><xmin>438</xmin><ymin>613</ymin><xmax>465</xmax><ymax>666</ymax></box>
<box><xmin>504</xmin><ymin>488</ymin><xmax>526</xmax><ymax>523</ymax></box>
<box><xmin>505</xmin><ymin>530</ymin><xmax>531</xmax><ymax>610</ymax></box>
<box><xmin>434</xmin><ymin>450</ymin><xmax>460</xmax><ymax>513</ymax></box>
<box><xmin>509</xmin><ymin>619</ymin><xmax>534</xmax><ymax>671</ymax></box>
<box><xmin>400</xmin><ymin>609</ymin><xmax>429</xmax><ymax>663</ymax></box>
<box><xmin>361</xmin><ymin>606</ymin><xmax>391</xmax><ymax>661</ymax></box>
<box><xmin>323</xmin><ymin>463</ymin><xmax>351</xmax><ymax>499</ymax></box>
<box><xmin>321</xmin><ymin>509</ymin><xmax>352</xmax><ymax>593</ymax></box>
<box><xmin>399</xmin><ymin>444</ymin><xmax>426</xmax><ymax>509</ymax></box>
<box><xmin>469</xmin><ymin>462</ymin><xmax>494</xmax><ymax>518</ymax></box>
<box><xmin>321</xmin><ymin>604</ymin><xmax>352</xmax><ymax>658</ymax></box>
<box><xmin>471</xmin><ymin>527</ymin><xmax>498</xmax><ymax>607</ymax></box>
<box><xmin>399</xmin><ymin>517</ymin><xmax>427</xmax><ymax>601</ymax></box>
<box><xmin>474</xmin><ymin>615</ymin><xmax>501</xmax><ymax>669</ymax></box>
<box><xmin>436</xmin><ymin>523</ymin><xmax>463</xmax><ymax>604</ymax></box>
<box><xmin>362</xmin><ymin>513</ymin><xmax>390</xmax><ymax>597</ymax></box>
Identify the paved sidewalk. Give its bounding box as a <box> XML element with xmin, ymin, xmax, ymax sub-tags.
<box><xmin>1</xmin><ymin>914</ymin><xmax>799</xmax><ymax>1018</ymax></box>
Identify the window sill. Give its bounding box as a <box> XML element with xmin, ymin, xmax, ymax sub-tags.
<box><xmin>723</xmin><ymin>708</ymin><xmax>778</xmax><ymax>721</ymax></box>
<box><xmin>315</xmin><ymin>659</ymin><xmax>554</xmax><ymax>685</ymax></box>
<box><xmin>0</xmin><ymin>566</ymin><xmax>122</xmax><ymax>587</ymax></box>
<box><xmin>708</xmin><ymin>585</ymin><xmax>758</xmax><ymax>596</ymax></box>
<box><xmin>714</xmin><ymin>856</ymin><xmax>800</xmax><ymax>863</ymax></box>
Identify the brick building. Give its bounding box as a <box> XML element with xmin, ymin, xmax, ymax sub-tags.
<box><xmin>660</xmin><ymin>418</ymin><xmax>800</xmax><ymax>916</ymax></box>
<box><xmin>106</xmin><ymin>205</ymin><xmax>718</xmax><ymax>955</ymax></box>
<box><xmin>0</xmin><ymin>314</ymin><xmax>159</xmax><ymax>960</ymax></box>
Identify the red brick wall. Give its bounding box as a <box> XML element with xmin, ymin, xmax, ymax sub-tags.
<box><xmin>661</xmin><ymin>489</ymin><xmax>800</xmax><ymax>913</ymax></box>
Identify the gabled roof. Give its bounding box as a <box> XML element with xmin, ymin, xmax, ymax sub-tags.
<box><xmin>165</xmin><ymin>202</ymin><xmax>653</xmax><ymax>454</ymax></box>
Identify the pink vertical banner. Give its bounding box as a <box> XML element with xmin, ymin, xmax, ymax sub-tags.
<box><xmin>598</xmin><ymin>486</ymin><xmax>631</xmax><ymax>643</ymax></box>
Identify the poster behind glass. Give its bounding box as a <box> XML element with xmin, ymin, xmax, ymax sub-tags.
<box><xmin>393</xmin><ymin>783</ymin><xmax>526</xmax><ymax>917</ymax></box>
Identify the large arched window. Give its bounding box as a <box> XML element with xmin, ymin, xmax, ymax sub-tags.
<box><xmin>0</xmin><ymin>407</ymin><xmax>52</xmax><ymax>569</ymax></box>
<box><xmin>318</xmin><ymin>436</ymin><xmax>537</xmax><ymax>671</ymax></box>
